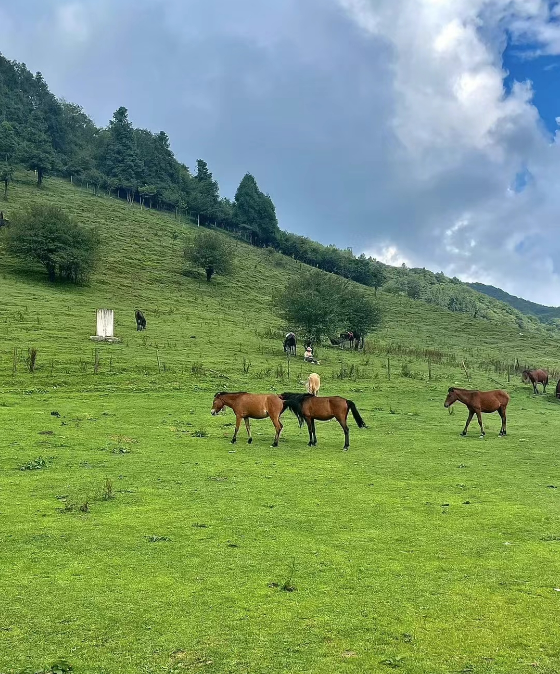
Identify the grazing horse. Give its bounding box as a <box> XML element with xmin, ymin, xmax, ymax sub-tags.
<box><xmin>522</xmin><ymin>369</ymin><xmax>548</xmax><ymax>394</ymax></box>
<box><xmin>135</xmin><ymin>310</ymin><xmax>146</xmax><ymax>331</ymax></box>
<box><xmin>556</xmin><ymin>380</ymin><xmax>560</xmax><ymax>400</ymax></box>
<box><xmin>306</xmin><ymin>373</ymin><xmax>321</xmax><ymax>396</ymax></box>
<box><xmin>211</xmin><ymin>392</ymin><xmax>285</xmax><ymax>446</ymax></box>
<box><xmin>0</xmin><ymin>212</ymin><xmax>6</xmax><ymax>228</ymax></box>
<box><xmin>444</xmin><ymin>387</ymin><xmax>510</xmax><ymax>437</ymax></box>
<box><xmin>283</xmin><ymin>332</ymin><xmax>297</xmax><ymax>356</ymax></box>
<box><xmin>280</xmin><ymin>393</ymin><xmax>366</xmax><ymax>450</ymax></box>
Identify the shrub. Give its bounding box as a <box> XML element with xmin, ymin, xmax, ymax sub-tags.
<box><xmin>184</xmin><ymin>229</ymin><xmax>234</xmax><ymax>282</ymax></box>
<box><xmin>6</xmin><ymin>204</ymin><xmax>100</xmax><ymax>283</ymax></box>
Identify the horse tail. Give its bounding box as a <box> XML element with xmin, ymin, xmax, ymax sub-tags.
<box><xmin>280</xmin><ymin>393</ymin><xmax>307</xmax><ymax>427</ymax></box>
<box><xmin>347</xmin><ymin>400</ymin><xmax>367</xmax><ymax>428</ymax></box>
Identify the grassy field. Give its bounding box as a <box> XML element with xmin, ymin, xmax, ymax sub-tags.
<box><xmin>1</xmin><ymin>175</ymin><xmax>560</xmax><ymax>674</ymax></box>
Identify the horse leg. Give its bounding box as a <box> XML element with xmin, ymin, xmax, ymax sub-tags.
<box><xmin>305</xmin><ymin>418</ymin><xmax>314</xmax><ymax>446</ymax></box>
<box><xmin>231</xmin><ymin>415</ymin><xmax>242</xmax><ymax>444</ymax></box>
<box><xmin>462</xmin><ymin>410</ymin><xmax>474</xmax><ymax>436</ymax></box>
<box><xmin>311</xmin><ymin>419</ymin><xmax>317</xmax><ymax>446</ymax></box>
<box><xmin>244</xmin><ymin>418</ymin><xmax>252</xmax><ymax>444</ymax></box>
<box><xmin>271</xmin><ymin>414</ymin><xmax>283</xmax><ymax>447</ymax></box>
<box><xmin>498</xmin><ymin>407</ymin><xmax>507</xmax><ymax>436</ymax></box>
<box><xmin>533</xmin><ymin>382</ymin><xmax>538</xmax><ymax>394</ymax></box>
<box><xmin>476</xmin><ymin>410</ymin><xmax>485</xmax><ymax>437</ymax></box>
<box><xmin>543</xmin><ymin>381</ymin><xmax>547</xmax><ymax>393</ymax></box>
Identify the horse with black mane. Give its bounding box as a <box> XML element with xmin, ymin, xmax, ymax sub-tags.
<box><xmin>522</xmin><ymin>369</ymin><xmax>548</xmax><ymax>394</ymax></box>
<box><xmin>280</xmin><ymin>392</ymin><xmax>366</xmax><ymax>450</ymax></box>
<box><xmin>283</xmin><ymin>332</ymin><xmax>296</xmax><ymax>355</ymax></box>
<box><xmin>135</xmin><ymin>310</ymin><xmax>146</xmax><ymax>331</ymax></box>
<box><xmin>211</xmin><ymin>391</ymin><xmax>285</xmax><ymax>446</ymax></box>
<box><xmin>444</xmin><ymin>387</ymin><xmax>509</xmax><ymax>437</ymax></box>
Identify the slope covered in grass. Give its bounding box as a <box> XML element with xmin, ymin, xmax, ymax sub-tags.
<box><xmin>1</xmin><ymin>175</ymin><xmax>560</xmax><ymax>674</ymax></box>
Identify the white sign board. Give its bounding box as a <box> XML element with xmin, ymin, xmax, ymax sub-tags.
<box><xmin>96</xmin><ymin>309</ymin><xmax>114</xmax><ymax>338</ymax></box>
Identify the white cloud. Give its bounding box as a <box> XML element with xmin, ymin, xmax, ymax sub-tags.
<box><xmin>55</xmin><ymin>3</ymin><xmax>90</xmax><ymax>43</ymax></box>
<box><xmin>337</xmin><ymin>0</ymin><xmax>560</xmax><ymax>304</ymax></box>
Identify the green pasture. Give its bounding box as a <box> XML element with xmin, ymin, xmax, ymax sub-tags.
<box><xmin>0</xmin><ymin>175</ymin><xmax>560</xmax><ymax>673</ymax></box>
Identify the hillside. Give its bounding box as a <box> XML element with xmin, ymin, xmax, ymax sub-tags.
<box><xmin>468</xmin><ymin>281</ymin><xmax>560</xmax><ymax>324</ymax></box>
<box><xmin>2</xmin><ymin>177</ymin><xmax>560</xmax><ymax>673</ymax></box>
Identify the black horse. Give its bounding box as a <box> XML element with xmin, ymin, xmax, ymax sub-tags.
<box><xmin>135</xmin><ymin>310</ymin><xmax>146</xmax><ymax>331</ymax></box>
<box><xmin>283</xmin><ymin>332</ymin><xmax>296</xmax><ymax>355</ymax></box>
<box><xmin>0</xmin><ymin>212</ymin><xmax>7</xmax><ymax>228</ymax></box>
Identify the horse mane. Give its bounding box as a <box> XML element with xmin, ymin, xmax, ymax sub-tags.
<box><xmin>279</xmin><ymin>392</ymin><xmax>312</xmax><ymax>427</ymax></box>
<box><xmin>448</xmin><ymin>387</ymin><xmax>455</xmax><ymax>393</ymax></box>
<box><xmin>214</xmin><ymin>391</ymin><xmax>247</xmax><ymax>398</ymax></box>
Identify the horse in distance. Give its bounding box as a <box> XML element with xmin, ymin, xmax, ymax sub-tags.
<box><xmin>522</xmin><ymin>369</ymin><xmax>548</xmax><ymax>394</ymax></box>
<box><xmin>211</xmin><ymin>392</ymin><xmax>285</xmax><ymax>446</ymax></box>
<box><xmin>280</xmin><ymin>393</ymin><xmax>366</xmax><ymax>450</ymax></box>
<box><xmin>135</xmin><ymin>310</ymin><xmax>146</xmax><ymax>331</ymax></box>
<box><xmin>283</xmin><ymin>332</ymin><xmax>297</xmax><ymax>356</ymax></box>
<box><xmin>444</xmin><ymin>387</ymin><xmax>509</xmax><ymax>437</ymax></box>
<box><xmin>306</xmin><ymin>373</ymin><xmax>320</xmax><ymax>396</ymax></box>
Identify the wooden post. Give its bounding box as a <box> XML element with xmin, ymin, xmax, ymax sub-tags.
<box><xmin>428</xmin><ymin>358</ymin><xmax>432</xmax><ymax>381</ymax></box>
<box><xmin>387</xmin><ymin>356</ymin><xmax>391</xmax><ymax>380</ymax></box>
<box><xmin>462</xmin><ymin>360</ymin><xmax>470</xmax><ymax>381</ymax></box>
<box><xmin>156</xmin><ymin>349</ymin><xmax>162</xmax><ymax>373</ymax></box>
<box><xmin>12</xmin><ymin>347</ymin><xmax>17</xmax><ymax>375</ymax></box>
<box><xmin>287</xmin><ymin>353</ymin><xmax>290</xmax><ymax>379</ymax></box>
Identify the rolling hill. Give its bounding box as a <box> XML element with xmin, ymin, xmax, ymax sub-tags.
<box><xmin>468</xmin><ymin>281</ymin><xmax>560</xmax><ymax>324</ymax></box>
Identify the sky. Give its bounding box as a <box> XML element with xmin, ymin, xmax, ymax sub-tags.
<box><xmin>3</xmin><ymin>0</ymin><xmax>560</xmax><ymax>304</ymax></box>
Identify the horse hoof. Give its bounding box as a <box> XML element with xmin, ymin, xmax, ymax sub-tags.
<box><xmin>343</xmin><ymin>447</ymin><xmax>349</xmax><ymax>451</ymax></box>
<box><xmin>461</xmin><ymin>432</ymin><xmax>467</xmax><ymax>436</ymax></box>
<box><xmin>247</xmin><ymin>438</ymin><xmax>253</xmax><ymax>444</ymax></box>
<box><xmin>231</xmin><ymin>439</ymin><xmax>237</xmax><ymax>444</ymax></box>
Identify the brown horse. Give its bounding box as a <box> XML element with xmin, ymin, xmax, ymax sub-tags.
<box><xmin>522</xmin><ymin>369</ymin><xmax>548</xmax><ymax>394</ymax></box>
<box><xmin>211</xmin><ymin>392</ymin><xmax>285</xmax><ymax>446</ymax></box>
<box><xmin>280</xmin><ymin>393</ymin><xmax>366</xmax><ymax>450</ymax></box>
<box><xmin>444</xmin><ymin>388</ymin><xmax>510</xmax><ymax>437</ymax></box>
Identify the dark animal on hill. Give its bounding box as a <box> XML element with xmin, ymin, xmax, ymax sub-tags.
<box><xmin>283</xmin><ymin>332</ymin><xmax>296</xmax><ymax>356</ymax></box>
<box><xmin>340</xmin><ymin>331</ymin><xmax>355</xmax><ymax>348</ymax></box>
<box><xmin>329</xmin><ymin>336</ymin><xmax>342</xmax><ymax>347</ymax></box>
<box><xmin>521</xmin><ymin>369</ymin><xmax>548</xmax><ymax>394</ymax></box>
<box><xmin>0</xmin><ymin>212</ymin><xmax>7</xmax><ymax>228</ymax></box>
<box><xmin>211</xmin><ymin>392</ymin><xmax>285</xmax><ymax>446</ymax></box>
<box><xmin>280</xmin><ymin>392</ymin><xmax>366</xmax><ymax>450</ymax></box>
<box><xmin>556</xmin><ymin>380</ymin><xmax>560</xmax><ymax>399</ymax></box>
<box><xmin>135</xmin><ymin>310</ymin><xmax>146</xmax><ymax>331</ymax></box>
<box><xmin>444</xmin><ymin>387</ymin><xmax>510</xmax><ymax>437</ymax></box>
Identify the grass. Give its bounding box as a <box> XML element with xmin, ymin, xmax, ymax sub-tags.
<box><xmin>0</xmin><ymin>174</ymin><xmax>560</xmax><ymax>673</ymax></box>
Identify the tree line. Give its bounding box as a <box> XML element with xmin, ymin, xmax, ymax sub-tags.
<box><xmin>0</xmin><ymin>52</ymin><xmax>550</xmax><ymax>334</ymax></box>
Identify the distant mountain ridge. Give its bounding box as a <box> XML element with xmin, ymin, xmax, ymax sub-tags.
<box><xmin>467</xmin><ymin>282</ymin><xmax>560</xmax><ymax>324</ymax></box>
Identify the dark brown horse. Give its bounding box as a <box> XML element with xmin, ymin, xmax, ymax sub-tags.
<box><xmin>522</xmin><ymin>369</ymin><xmax>548</xmax><ymax>394</ymax></box>
<box><xmin>556</xmin><ymin>380</ymin><xmax>560</xmax><ymax>399</ymax></box>
<box><xmin>444</xmin><ymin>388</ymin><xmax>510</xmax><ymax>437</ymax></box>
<box><xmin>211</xmin><ymin>392</ymin><xmax>285</xmax><ymax>446</ymax></box>
<box><xmin>280</xmin><ymin>393</ymin><xmax>366</xmax><ymax>450</ymax></box>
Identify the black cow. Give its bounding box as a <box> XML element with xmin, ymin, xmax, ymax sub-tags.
<box><xmin>135</xmin><ymin>310</ymin><xmax>147</xmax><ymax>331</ymax></box>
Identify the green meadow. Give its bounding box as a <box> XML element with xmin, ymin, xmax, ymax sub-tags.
<box><xmin>1</xmin><ymin>175</ymin><xmax>560</xmax><ymax>674</ymax></box>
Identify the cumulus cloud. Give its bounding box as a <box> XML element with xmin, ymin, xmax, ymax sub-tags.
<box><xmin>4</xmin><ymin>0</ymin><xmax>560</xmax><ymax>303</ymax></box>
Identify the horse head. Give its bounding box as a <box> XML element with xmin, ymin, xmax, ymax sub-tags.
<box><xmin>521</xmin><ymin>370</ymin><xmax>531</xmax><ymax>383</ymax></box>
<box><xmin>444</xmin><ymin>387</ymin><xmax>458</xmax><ymax>408</ymax></box>
<box><xmin>211</xmin><ymin>393</ymin><xmax>226</xmax><ymax>415</ymax></box>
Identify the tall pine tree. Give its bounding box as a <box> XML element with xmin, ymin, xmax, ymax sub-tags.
<box><xmin>234</xmin><ymin>173</ymin><xmax>279</xmax><ymax>246</ymax></box>
<box><xmin>103</xmin><ymin>107</ymin><xmax>143</xmax><ymax>202</ymax></box>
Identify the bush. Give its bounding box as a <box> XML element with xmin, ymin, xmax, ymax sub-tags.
<box><xmin>6</xmin><ymin>204</ymin><xmax>100</xmax><ymax>283</ymax></box>
<box><xmin>184</xmin><ymin>229</ymin><xmax>234</xmax><ymax>282</ymax></box>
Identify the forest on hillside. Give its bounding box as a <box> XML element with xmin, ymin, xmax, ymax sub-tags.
<box><xmin>0</xmin><ymin>52</ymin><xmax>553</xmax><ymax>335</ymax></box>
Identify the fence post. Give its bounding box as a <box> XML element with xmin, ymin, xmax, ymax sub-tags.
<box><xmin>428</xmin><ymin>358</ymin><xmax>432</xmax><ymax>381</ymax></box>
<box><xmin>387</xmin><ymin>356</ymin><xmax>391</xmax><ymax>381</ymax></box>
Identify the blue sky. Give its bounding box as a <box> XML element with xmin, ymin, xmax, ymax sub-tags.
<box><xmin>4</xmin><ymin>1</ymin><xmax>560</xmax><ymax>304</ymax></box>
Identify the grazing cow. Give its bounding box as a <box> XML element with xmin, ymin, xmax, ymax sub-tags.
<box><xmin>556</xmin><ymin>380</ymin><xmax>560</xmax><ymax>399</ymax></box>
<box><xmin>521</xmin><ymin>369</ymin><xmax>548</xmax><ymax>394</ymax></box>
<box><xmin>135</xmin><ymin>310</ymin><xmax>146</xmax><ymax>331</ymax></box>
<box><xmin>306</xmin><ymin>373</ymin><xmax>321</xmax><ymax>396</ymax></box>
<box><xmin>444</xmin><ymin>387</ymin><xmax>510</xmax><ymax>437</ymax></box>
<box><xmin>283</xmin><ymin>332</ymin><xmax>296</xmax><ymax>356</ymax></box>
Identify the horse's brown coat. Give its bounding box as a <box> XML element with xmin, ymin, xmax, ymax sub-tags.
<box><xmin>280</xmin><ymin>393</ymin><xmax>366</xmax><ymax>449</ymax></box>
<box><xmin>444</xmin><ymin>388</ymin><xmax>510</xmax><ymax>436</ymax></box>
<box><xmin>522</xmin><ymin>369</ymin><xmax>548</xmax><ymax>394</ymax></box>
<box><xmin>211</xmin><ymin>392</ymin><xmax>284</xmax><ymax>446</ymax></box>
